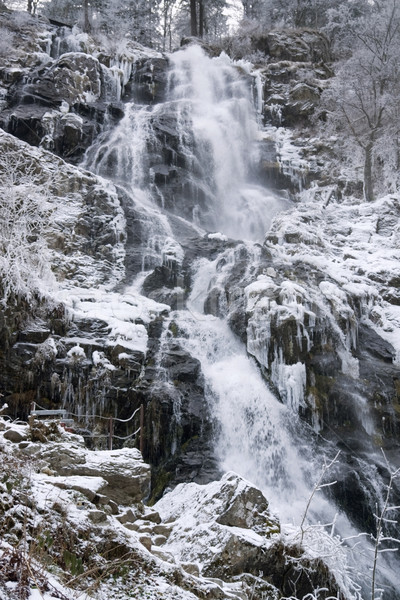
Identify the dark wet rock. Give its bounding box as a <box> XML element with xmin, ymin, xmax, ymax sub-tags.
<box><xmin>12</xmin><ymin>52</ymin><xmax>102</xmax><ymax>107</ymax></box>
<box><xmin>0</xmin><ymin>46</ymin><xmax>125</xmax><ymax>161</ymax></box>
<box><xmin>264</xmin><ymin>29</ymin><xmax>331</xmax><ymax>63</ymax></box>
<box><xmin>161</xmin><ymin>348</ymin><xmax>201</xmax><ymax>383</ymax></box>
<box><xmin>143</xmin><ymin>265</ymin><xmax>181</xmax><ymax>294</ymax></box>
<box><xmin>131</xmin><ymin>57</ymin><xmax>169</xmax><ymax>104</ymax></box>
<box><xmin>263</xmin><ymin>61</ymin><xmax>327</xmax><ymax>127</ymax></box>
<box><xmin>356</xmin><ymin>323</ymin><xmax>395</xmax><ymax>364</ymax></box>
<box><xmin>328</xmin><ymin>461</ymin><xmax>377</xmax><ymax>534</ymax></box>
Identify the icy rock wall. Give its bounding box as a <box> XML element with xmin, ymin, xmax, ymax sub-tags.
<box><xmin>0</xmin><ymin>18</ymin><xmax>166</xmax><ymax>164</ymax></box>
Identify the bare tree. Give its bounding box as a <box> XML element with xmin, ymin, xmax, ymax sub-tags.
<box><xmin>188</xmin><ymin>0</ymin><xmax>227</xmax><ymax>39</ymax></box>
<box><xmin>321</xmin><ymin>0</ymin><xmax>400</xmax><ymax>201</ymax></box>
<box><xmin>190</xmin><ymin>0</ymin><xmax>198</xmax><ymax>35</ymax></box>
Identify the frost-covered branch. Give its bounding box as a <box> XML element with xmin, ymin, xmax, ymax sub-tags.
<box><xmin>319</xmin><ymin>0</ymin><xmax>400</xmax><ymax>201</ymax></box>
<box><xmin>299</xmin><ymin>451</ymin><xmax>340</xmax><ymax>547</ymax></box>
<box><xmin>0</xmin><ymin>148</ymin><xmax>55</xmax><ymax>306</ymax></box>
<box><xmin>370</xmin><ymin>450</ymin><xmax>400</xmax><ymax>600</ymax></box>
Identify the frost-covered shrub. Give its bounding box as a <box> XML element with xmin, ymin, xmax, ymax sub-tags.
<box><xmin>0</xmin><ymin>148</ymin><xmax>56</xmax><ymax>306</ymax></box>
<box><xmin>10</xmin><ymin>10</ymin><xmax>36</xmax><ymax>29</ymax></box>
<box><xmin>222</xmin><ymin>18</ymin><xmax>266</xmax><ymax>60</ymax></box>
<box><xmin>0</xmin><ymin>26</ymin><xmax>14</xmax><ymax>57</ymax></box>
<box><xmin>94</xmin><ymin>31</ymin><xmax>131</xmax><ymax>58</ymax></box>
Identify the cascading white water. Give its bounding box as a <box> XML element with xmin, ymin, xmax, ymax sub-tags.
<box><xmin>85</xmin><ymin>45</ymin><xmax>286</xmax><ymax>246</ymax></box>
<box><xmin>178</xmin><ymin>249</ymin><xmax>329</xmax><ymax>520</ymax></box>
<box><xmin>84</xmin><ymin>102</ymin><xmax>176</xmax><ymax>271</ymax></box>
<box><xmin>168</xmin><ymin>45</ymin><xmax>285</xmax><ymax>240</ymax></box>
<box><xmin>173</xmin><ymin>252</ymin><xmax>376</xmax><ymax>600</ymax></box>
<box><xmin>87</xmin><ymin>104</ymin><xmax>154</xmax><ymax>187</ymax></box>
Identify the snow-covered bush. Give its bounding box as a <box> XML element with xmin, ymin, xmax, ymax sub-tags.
<box><xmin>222</xmin><ymin>18</ymin><xmax>266</xmax><ymax>60</ymax></box>
<box><xmin>0</xmin><ymin>26</ymin><xmax>14</xmax><ymax>57</ymax></box>
<box><xmin>0</xmin><ymin>148</ymin><xmax>56</xmax><ymax>306</ymax></box>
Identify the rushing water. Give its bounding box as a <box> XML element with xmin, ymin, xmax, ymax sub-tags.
<box><xmin>85</xmin><ymin>44</ymin><xmax>314</xmax><ymax>514</ymax></box>
<box><xmin>167</xmin><ymin>45</ymin><xmax>285</xmax><ymax>239</ymax></box>
<box><xmin>82</xmin><ymin>44</ymin><xmax>399</xmax><ymax>598</ymax></box>
<box><xmin>86</xmin><ymin>44</ymin><xmax>285</xmax><ymax>243</ymax></box>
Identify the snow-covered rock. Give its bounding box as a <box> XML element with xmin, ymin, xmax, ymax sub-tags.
<box><xmin>155</xmin><ymin>472</ymin><xmax>279</xmax><ymax>576</ymax></box>
<box><xmin>36</xmin><ymin>442</ymin><xmax>151</xmax><ymax>505</ymax></box>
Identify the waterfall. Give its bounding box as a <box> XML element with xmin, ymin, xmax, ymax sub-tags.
<box><xmin>171</xmin><ymin>254</ymin><xmax>383</xmax><ymax>600</ymax></box>
<box><xmin>168</xmin><ymin>45</ymin><xmax>285</xmax><ymax>239</ymax></box>
<box><xmin>85</xmin><ymin>44</ymin><xmax>286</xmax><ymax>247</ymax></box>
<box><xmin>79</xmin><ymin>44</ymin><xmax>400</xmax><ymax>598</ymax></box>
<box><xmin>174</xmin><ymin>248</ymin><xmax>332</xmax><ymax>519</ymax></box>
<box><xmin>82</xmin><ymin>46</ymin><xmax>316</xmax><ymax>517</ymax></box>
<box><xmin>86</xmin><ymin>104</ymin><xmax>155</xmax><ymax>188</ymax></box>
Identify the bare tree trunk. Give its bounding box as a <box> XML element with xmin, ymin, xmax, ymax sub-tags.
<box><xmin>162</xmin><ymin>0</ymin><xmax>168</xmax><ymax>52</ymax></box>
<box><xmin>190</xmin><ymin>0</ymin><xmax>198</xmax><ymax>36</ymax></box>
<box><xmin>364</xmin><ymin>142</ymin><xmax>374</xmax><ymax>202</ymax></box>
<box><xmin>83</xmin><ymin>0</ymin><xmax>91</xmax><ymax>33</ymax></box>
<box><xmin>199</xmin><ymin>0</ymin><xmax>204</xmax><ymax>38</ymax></box>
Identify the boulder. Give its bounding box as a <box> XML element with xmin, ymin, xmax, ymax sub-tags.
<box><xmin>161</xmin><ymin>348</ymin><xmax>201</xmax><ymax>383</ymax></box>
<box><xmin>116</xmin><ymin>508</ymin><xmax>141</xmax><ymax>524</ymax></box>
<box><xmin>139</xmin><ymin>534</ymin><xmax>152</xmax><ymax>551</ymax></box>
<box><xmin>144</xmin><ymin>510</ymin><xmax>161</xmax><ymax>524</ymax></box>
<box><xmin>88</xmin><ymin>509</ymin><xmax>108</xmax><ymax>524</ymax></box>
<box><xmin>12</xmin><ymin>52</ymin><xmax>102</xmax><ymax>107</ymax></box>
<box><xmin>48</xmin><ymin>475</ymin><xmax>108</xmax><ymax>502</ymax></box>
<box><xmin>155</xmin><ymin>472</ymin><xmax>280</xmax><ymax>559</ymax></box>
<box><xmin>3</xmin><ymin>427</ymin><xmax>28</xmax><ymax>443</ymax></box>
<box><xmin>150</xmin><ymin>547</ymin><xmax>175</xmax><ymax>563</ymax></box>
<box><xmin>155</xmin><ymin>473</ymin><xmax>342</xmax><ymax>597</ymax></box>
<box><xmin>40</xmin><ymin>443</ymin><xmax>151</xmax><ymax>505</ymax></box>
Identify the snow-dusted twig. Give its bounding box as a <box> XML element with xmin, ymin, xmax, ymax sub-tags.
<box><xmin>299</xmin><ymin>451</ymin><xmax>340</xmax><ymax>546</ymax></box>
<box><xmin>370</xmin><ymin>450</ymin><xmax>400</xmax><ymax>600</ymax></box>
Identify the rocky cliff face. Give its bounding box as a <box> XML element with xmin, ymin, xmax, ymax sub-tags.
<box><xmin>0</xmin><ymin>9</ymin><xmax>399</xmax><ymax>599</ymax></box>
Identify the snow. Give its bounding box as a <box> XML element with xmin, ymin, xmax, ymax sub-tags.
<box><xmin>266</xmin><ymin>192</ymin><xmax>400</xmax><ymax>362</ymax></box>
<box><xmin>58</xmin><ymin>286</ymin><xmax>169</xmax><ymax>355</ymax></box>
<box><xmin>208</xmin><ymin>232</ymin><xmax>228</xmax><ymax>242</ymax></box>
<box><xmin>67</xmin><ymin>343</ymin><xmax>86</xmax><ymax>359</ymax></box>
<box><xmin>39</xmin><ymin>474</ymin><xmax>107</xmax><ymax>494</ymax></box>
<box><xmin>92</xmin><ymin>350</ymin><xmax>116</xmax><ymax>370</ymax></box>
<box><xmin>83</xmin><ymin>446</ymin><xmax>143</xmax><ymax>469</ymax></box>
<box><xmin>162</xmin><ymin>237</ymin><xmax>184</xmax><ymax>266</ymax></box>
